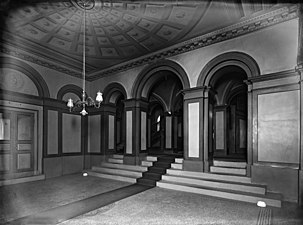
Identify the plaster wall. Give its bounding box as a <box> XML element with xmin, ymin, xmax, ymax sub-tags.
<box><xmin>92</xmin><ymin>19</ymin><xmax>298</xmax><ymax>93</ymax></box>
<box><xmin>90</xmin><ymin>66</ymin><xmax>144</xmax><ymax>99</ymax></box>
<box><xmin>2</xmin><ymin>54</ymin><xmax>83</xmax><ymax>99</ymax></box>
<box><xmin>171</xmin><ymin>19</ymin><xmax>298</xmax><ymax>87</ymax></box>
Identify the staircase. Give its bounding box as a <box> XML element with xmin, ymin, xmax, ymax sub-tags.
<box><xmin>87</xmin><ymin>154</ymin><xmax>147</xmax><ymax>183</ymax></box>
<box><xmin>210</xmin><ymin>160</ymin><xmax>247</xmax><ymax>176</ymax></box>
<box><xmin>157</xmin><ymin>159</ymin><xmax>282</xmax><ymax>207</ymax></box>
<box><xmin>137</xmin><ymin>156</ymin><xmax>176</xmax><ymax>187</ymax></box>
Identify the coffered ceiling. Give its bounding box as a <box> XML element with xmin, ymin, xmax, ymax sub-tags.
<box><xmin>0</xmin><ymin>0</ymin><xmax>297</xmax><ymax>80</ymax></box>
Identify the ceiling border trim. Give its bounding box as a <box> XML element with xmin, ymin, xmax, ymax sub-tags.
<box><xmin>88</xmin><ymin>5</ymin><xmax>298</xmax><ymax>80</ymax></box>
<box><xmin>1</xmin><ymin>4</ymin><xmax>298</xmax><ymax>81</ymax></box>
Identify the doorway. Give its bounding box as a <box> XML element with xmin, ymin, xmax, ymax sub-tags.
<box><xmin>0</xmin><ymin>109</ymin><xmax>36</xmax><ymax>179</ymax></box>
<box><xmin>209</xmin><ymin>66</ymin><xmax>248</xmax><ymax>161</ymax></box>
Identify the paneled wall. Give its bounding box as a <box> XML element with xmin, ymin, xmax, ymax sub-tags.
<box><xmin>251</xmin><ymin>73</ymin><xmax>301</xmax><ymax>202</ymax></box>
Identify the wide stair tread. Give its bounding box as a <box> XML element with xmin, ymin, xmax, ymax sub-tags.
<box><xmin>213</xmin><ymin>160</ymin><xmax>247</xmax><ymax>168</ymax></box>
<box><xmin>167</xmin><ymin>169</ymin><xmax>252</xmax><ymax>184</ymax></box>
<box><xmin>87</xmin><ymin>170</ymin><xmax>137</xmax><ymax>183</ymax></box>
<box><xmin>161</xmin><ymin>174</ymin><xmax>266</xmax><ymax>195</ymax></box>
<box><xmin>98</xmin><ymin>163</ymin><xmax>148</xmax><ymax>172</ymax></box>
<box><xmin>210</xmin><ymin>166</ymin><xmax>246</xmax><ymax>176</ymax></box>
<box><xmin>157</xmin><ymin>181</ymin><xmax>281</xmax><ymax>207</ymax></box>
<box><xmin>91</xmin><ymin>166</ymin><xmax>142</xmax><ymax>178</ymax></box>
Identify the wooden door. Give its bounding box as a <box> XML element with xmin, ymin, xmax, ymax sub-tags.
<box><xmin>0</xmin><ymin>110</ymin><xmax>35</xmax><ymax>178</ymax></box>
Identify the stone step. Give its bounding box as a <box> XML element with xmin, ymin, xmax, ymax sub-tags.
<box><xmin>91</xmin><ymin>167</ymin><xmax>143</xmax><ymax>178</ymax></box>
<box><xmin>213</xmin><ymin>160</ymin><xmax>247</xmax><ymax>168</ymax></box>
<box><xmin>166</xmin><ymin>169</ymin><xmax>251</xmax><ymax>184</ymax></box>
<box><xmin>108</xmin><ymin>158</ymin><xmax>123</xmax><ymax>164</ymax></box>
<box><xmin>87</xmin><ymin>171</ymin><xmax>137</xmax><ymax>183</ymax></box>
<box><xmin>210</xmin><ymin>166</ymin><xmax>246</xmax><ymax>176</ymax></box>
<box><xmin>161</xmin><ymin>175</ymin><xmax>265</xmax><ymax>195</ymax></box>
<box><xmin>146</xmin><ymin>156</ymin><xmax>158</xmax><ymax>162</ymax></box>
<box><xmin>99</xmin><ymin>163</ymin><xmax>148</xmax><ymax>172</ymax></box>
<box><xmin>141</xmin><ymin>160</ymin><xmax>153</xmax><ymax>167</ymax></box>
<box><xmin>112</xmin><ymin>154</ymin><xmax>124</xmax><ymax>159</ymax></box>
<box><xmin>157</xmin><ymin>181</ymin><xmax>281</xmax><ymax>208</ymax></box>
<box><xmin>171</xmin><ymin>163</ymin><xmax>183</xmax><ymax>170</ymax></box>
<box><xmin>175</xmin><ymin>158</ymin><xmax>184</xmax><ymax>164</ymax></box>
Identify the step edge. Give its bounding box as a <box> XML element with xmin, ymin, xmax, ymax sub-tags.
<box><xmin>87</xmin><ymin>170</ymin><xmax>141</xmax><ymax>179</ymax></box>
<box><xmin>160</xmin><ymin>177</ymin><xmax>266</xmax><ymax>194</ymax></box>
<box><xmin>157</xmin><ymin>182</ymin><xmax>281</xmax><ymax>207</ymax></box>
<box><xmin>167</xmin><ymin>169</ymin><xmax>251</xmax><ymax>183</ymax></box>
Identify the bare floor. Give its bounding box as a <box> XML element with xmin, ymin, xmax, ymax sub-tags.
<box><xmin>0</xmin><ymin>174</ymin><xmax>130</xmax><ymax>223</ymax></box>
<box><xmin>1</xmin><ymin>174</ymin><xmax>302</xmax><ymax>225</ymax></box>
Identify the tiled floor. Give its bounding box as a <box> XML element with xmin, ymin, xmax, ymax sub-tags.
<box><xmin>1</xmin><ymin>174</ymin><xmax>302</xmax><ymax>225</ymax></box>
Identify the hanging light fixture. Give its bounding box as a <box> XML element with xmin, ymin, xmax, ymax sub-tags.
<box><xmin>67</xmin><ymin>1</ymin><xmax>103</xmax><ymax>116</ymax></box>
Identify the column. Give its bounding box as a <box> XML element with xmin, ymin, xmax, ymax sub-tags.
<box><xmin>165</xmin><ymin>112</ymin><xmax>172</xmax><ymax>152</ymax></box>
<box><xmin>244</xmin><ymin>80</ymin><xmax>253</xmax><ymax>177</ymax></box>
<box><xmin>100</xmin><ymin>104</ymin><xmax>116</xmax><ymax>155</ymax></box>
<box><xmin>183</xmin><ymin>87</ymin><xmax>204</xmax><ymax>172</ymax></box>
<box><xmin>124</xmin><ymin>99</ymin><xmax>148</xmax><ymax>165</ymax></box>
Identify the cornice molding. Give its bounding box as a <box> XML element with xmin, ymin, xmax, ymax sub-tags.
<box><xmin>1</xmin><ymin>46</ymin><xmax>82</xmax><ymax>78</ymax></box>
<box><xmin>1</xmin><ymin>5</ymin><xmax>298</xmax><ymax>81</ymax></box>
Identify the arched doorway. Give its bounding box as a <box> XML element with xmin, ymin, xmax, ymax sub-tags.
<box><xmin>149</xmin><ymin>102</ymin><xmax>165</xmax><ymax>151</ymax></box>
<box><xmin>103</xmin><ymin>83</ymin><xmax>127</xmax><ymax>154</ymax></box>
<box><xmin>198</xmin><ymin>52</ymin><xmax>260</xmax><ymax>173</ymax></box>
<box><xmin>209</xmin><ymin>66</ymin><xmax>248</xmax><ymax>161</ymax></box>
<box><xmin>132</xmin><ymin>60</ymin><xmax>190</xmax><ymax>156</ymax></box>
<box><xmin>147</xmin><ymin>73</ymin><xmax>183</xmax><ymax>155</ymax></box>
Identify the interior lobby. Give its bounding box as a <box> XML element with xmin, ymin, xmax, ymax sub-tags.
<box><xmin>1</xmin><ymin>0</ymin><xmax>303</xmax><ymax>224</ymax></box>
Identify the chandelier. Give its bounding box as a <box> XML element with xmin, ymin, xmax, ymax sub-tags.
<box><xmin>67</xmin><ymin>1</ymin><xmax>103</xmax><ymax>116</ymax></box>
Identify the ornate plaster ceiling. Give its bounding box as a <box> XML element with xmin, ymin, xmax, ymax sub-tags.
<box><xmin>0</xmin><ymin>0</ymin><xmax>295</xmax><ymax>79</ymax></box>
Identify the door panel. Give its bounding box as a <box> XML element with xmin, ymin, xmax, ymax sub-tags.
<box><xmin>0</xmin><ymin>112</ymin><xmax>12</xmax><ymax>173</ymax></box>
<box><xmin>15</xmin><ymin>113</ymin><xmax>34</xmax><ymax>172</ymax></box>
<box><xmin>0</xmin><ymin>110</ymin><xmax>34</xmax><ymax>175</ymax></box>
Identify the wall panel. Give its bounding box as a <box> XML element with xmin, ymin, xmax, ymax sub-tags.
<box><xmin>62</xmin><ymin>114</ymin><xmax>81</xmax><ymax>153</ymax></box>
<box><xmin>188</xmin><ymin>102</ymin><xmax>199</xmax><ymax>158</ymax></box>
<box><xmin>108</xmin><ymin>115</ymin><xmax>115</xmax><ymax>150</ymax></box>
<box><xmin>47</xmin><ymin>110</ymin><xmax>58</xmax><ymax>155</ymax></box>
<box><xmin>257</xmin><ymin>90</ymin><xmax>300</xmax><ymax>164</ymax></box>
<box><xmin>126</xmin><ymin>111</ymin><xmax>132</xmax><ymax>154</ymax></box>
<box><xmin>88</xmin><ymin>115</ymin><xmax>101</xmax><ymax>153</ymax></box>
<box><xmin>141</xmin><ymin>111</ymin><xmax>147</xmax><ymax>150</ymax></box>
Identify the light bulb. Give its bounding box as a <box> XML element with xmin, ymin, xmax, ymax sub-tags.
<box><xmin>96</xmin><ymin>91</ymin><xmax>103</xmax><ymax>103</ymax></box>
<box><xmin>80</xmin><ymin>108</ymin><xmax>88</xmax><ymax>116</ymax></box>
<box><xmin>67</xmin><ymin>98</ymin><xmax>74</xmax><ymax>108</ymax></box>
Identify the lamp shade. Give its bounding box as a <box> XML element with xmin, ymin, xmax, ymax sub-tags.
<box><xmin>80</xmin><ymin>108</ymin><xmax>88</xmax><ymax>116</ymax></box>
<box><xmin>67</xmin><ymin>98</ymin><xmax>74</xmax><ymax>108</ymax></box>
<box><xmin>96</xmin><ymin>91</ymin><xmax>103</xmax><ymax>103</ymax></box>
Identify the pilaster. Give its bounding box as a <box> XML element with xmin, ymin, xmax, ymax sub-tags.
<box><xmin>244</xmin><ymin>80</ymin><xmax>253</xmax><ymax>177</ymax></box>
<box><xmin>296</xmin><ymin>65</ymin><xmax>303</xmax><ymax>206</ymax></box>
<box><xmin>99</xmin><ymin>104</ymin><xmax>116</xmax><ymax>156</ymax></box>
<box><xmin>123</xmin><ymin>98</ymin><xmax>148</xmax><ymax>165</ymax></box>
<box><xmin>183</xmin><ymin>87</ymin><xmax>205</xmax><ymax>172</ymax></box>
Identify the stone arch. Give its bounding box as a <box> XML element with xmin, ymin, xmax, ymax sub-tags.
<box><xmin>57</xmin><ymin>84</ymin><xmax>83</xmax><ymax>100</ymax></box>
<box><xmin>103</xmin><ymin>82</ymin><xmax>127</xmax><ymax>104</ymax></box>
<box><xmin>131</xmin><ymin>59</ymin><xmax>190</xmax><ymax>99</ymax></box>
<box><xmin>197</xmin><ymin>52</ymin><xmax>260</xmax><ymax>87</ymax></box>
<box><xmin>1</xmin><ymin>57</ymin><xmax>50</xmax><ymax>98</ymax></box>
